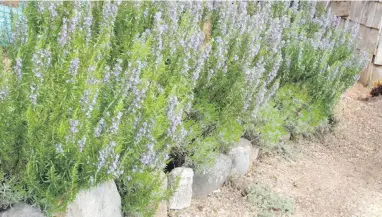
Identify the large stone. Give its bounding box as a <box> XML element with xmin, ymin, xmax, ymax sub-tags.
<box><xmin>229</xmin><ymin>138</ymin><xmax>261</xmax><ymax>178</ymax></box>
<box><xmin>168</xmin><ymin>167</ymin><xmax>193</xmax><ymax>210</ymax></box>
<box><xmin>59</xmin><ymin>180</ymin><xmax>122</xmax><ymax>217</ymax></box>
<box><xmin>0</xmin><ymin>203</ymin><xmax>45</xmax><ymax>217</ymax></box>
<box><xmin>192</xmin><ymin>154</ymin><xmax>232</xmax><ymax>197</ymax></box>
<box><xmin>154</xmin><ymin>172</ymin><xmax>168</xmax><ymax>217</ymax></box>
<box><xmin>229</xmin><ymin>147</ymin><xmax>250</xmax><ymax>178</ymax></box>
<box><xmin>237</xmin><ymin>138</ymin><xmax>259</xmax><ymax>164</ymax></box>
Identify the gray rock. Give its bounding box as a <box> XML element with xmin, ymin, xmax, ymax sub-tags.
<box><xmin>159</xmin><ymin>171</ymin><xmax>168</xmax><ymax>192</ymax></box>
<box><xmin>237</xmin><ymin>138</ymin><xmax>260</xmax><ymax>163</ymax></box>
<box><xmin>0</xmin><ymin>203</ymin><xmax>45</xmax><ymax>217</ymax></box>
<box><xmin>192</xmin><ymin>154</ymin><xmax>232</xmax><ymax>197</ymax></box>
<box><xmin>229</xmin><ymin>147</ymin><xmax>250</xmax><ymax>177</ymax></box>
<box><xmin>154</xmin><ymin>172</ymin><xmax>168</xmax><ymax>217</ymax></box>
<box><xmin>168</xmin><ymin>167</ymin><xmax>193</xmax><ymax>210</ymax></box>
<box><xmin>60</xmin><ymin>180</ymin><xmax>122</xmax><ymax>217</ymax></box>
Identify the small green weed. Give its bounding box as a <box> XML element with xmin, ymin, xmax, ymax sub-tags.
<box><xmin>248</xmin><ymin>184</ymin><xmax>295</xmax><ymax>217</ymax></box>
<box><xmin>0</xmin><ymin>172</ymin><xmax>25</xmax><ymax>210</ymax></box>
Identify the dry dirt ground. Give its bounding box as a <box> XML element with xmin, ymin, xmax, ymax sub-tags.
<box><xmin>170</xmin><ymin>83</ymin><xmax>382</xmax><ymax>217</ymax></box>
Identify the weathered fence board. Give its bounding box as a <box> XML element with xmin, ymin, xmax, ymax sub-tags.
<box><xmin>333</xmin><ymin>1</ymin><xmax>382</xmax><ymax>85</ymax></box>
<box><xmin>358</xmin><ymin>24</ymin><xmax>379</xmax><ymax>55</ymax></box>
<box><xmin>0</xmin><ymin>1</ymin><xmax>18</xmax><ymax>8</ymax></box>
<box><xmin>364</xmin><ymin>1</ymin><xmax>382</xmax><ymax>29</ymax></box>
<box><xmin>349</xmin><ymin>1</ymin><xmax>365</xmax><ymax>22</ymax></box>
<box><xmin>330</xmin><ymin>1</ymin><xmax>350</xmax><ymax>17</ymax></box>
<box><xmin>375</xmin><ymin>30</ymin><xmax>382</xmax><ymax>65</ymax></box>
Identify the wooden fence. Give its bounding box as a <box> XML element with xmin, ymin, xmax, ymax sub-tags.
<box><xmin>330</xmin><ymin>1</ymin><xmax>382</xmax><ymax>86</ymax></box>
<box><xmin>0</xmin><ymin>1</ymin><xmax>18</xmax><ymax>8</ymax></box>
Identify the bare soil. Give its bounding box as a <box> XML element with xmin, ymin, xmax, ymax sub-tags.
<box><xmin>170</xmin><ymin>83</ymin><xmax>382</xmax><ymax>217</ymax></box>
